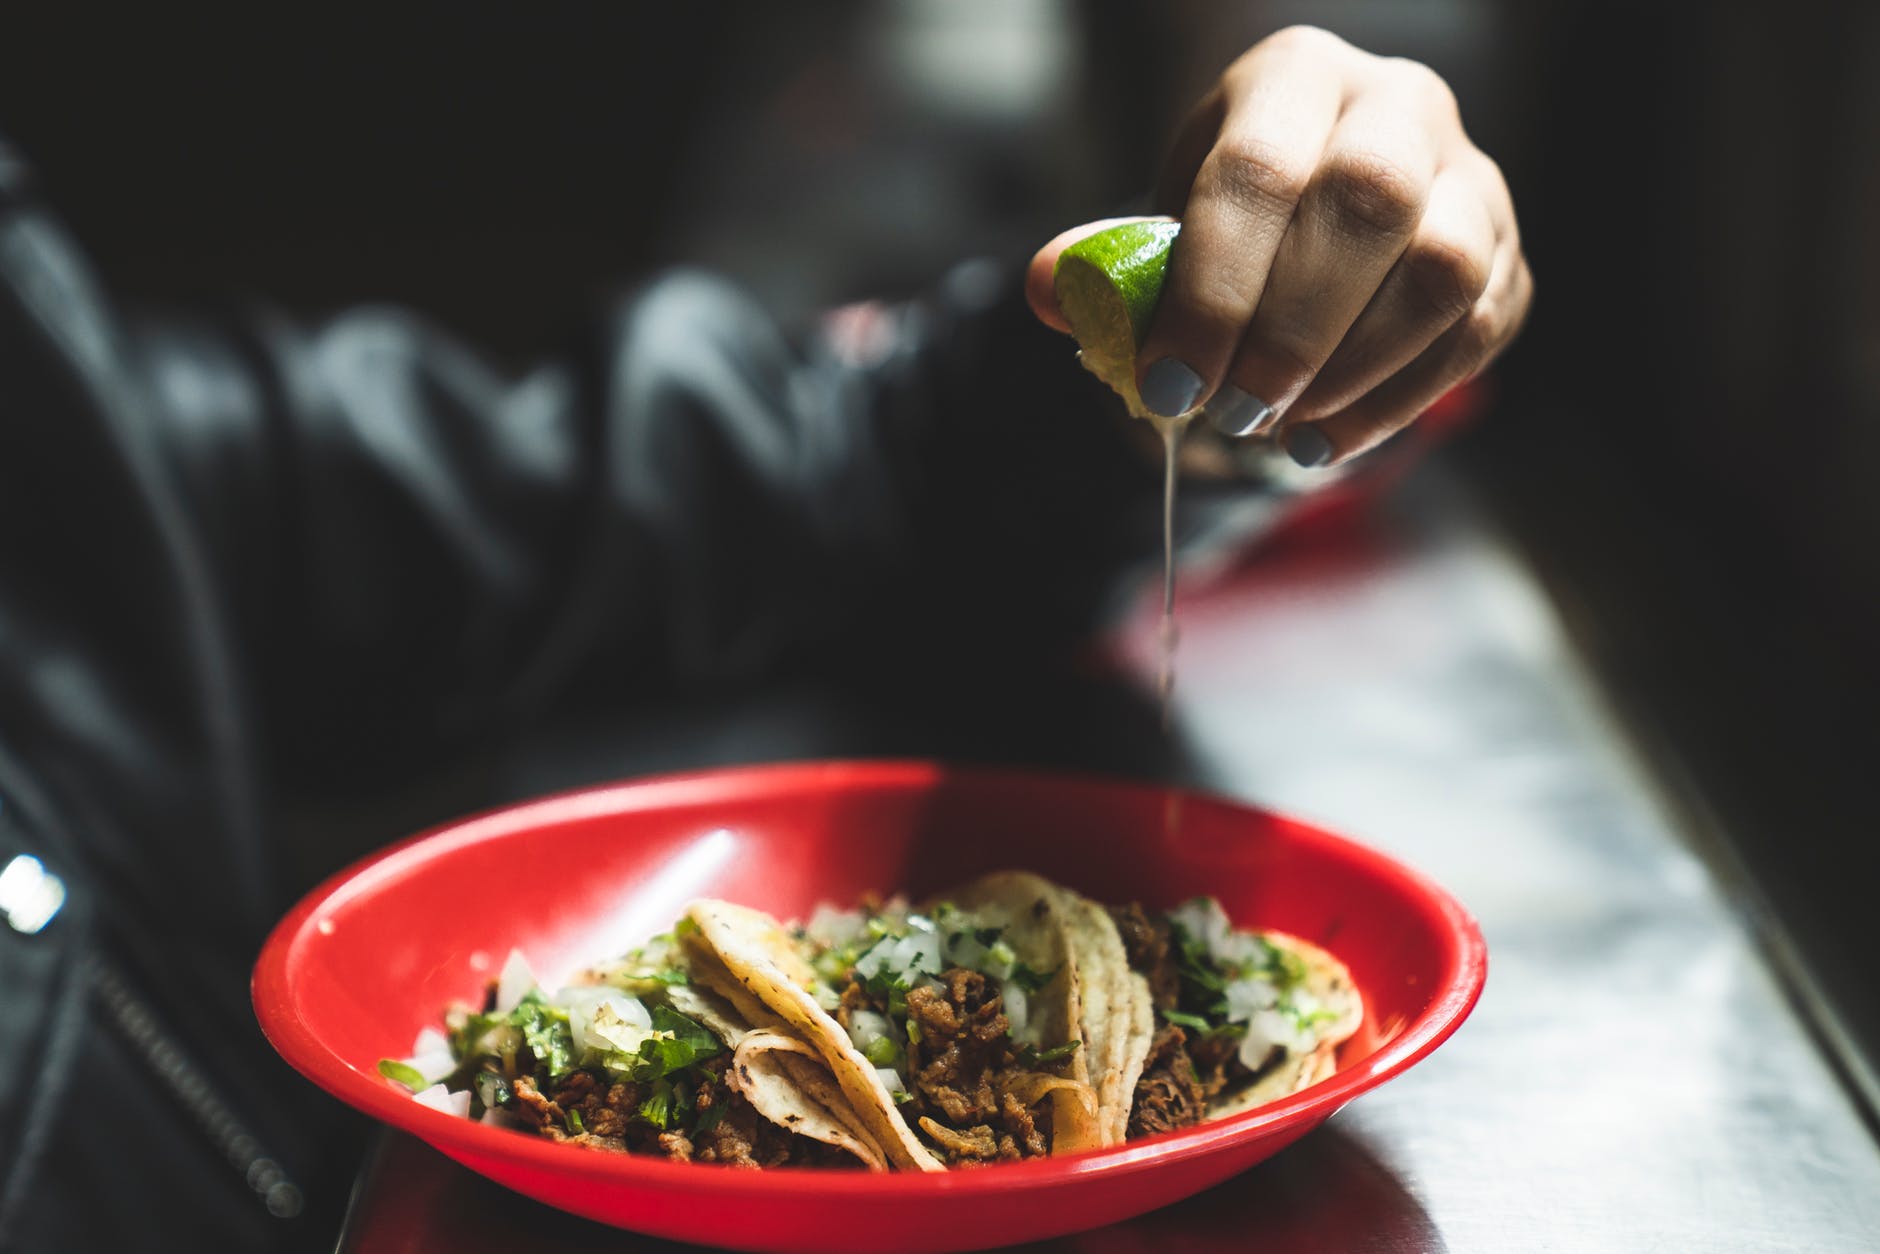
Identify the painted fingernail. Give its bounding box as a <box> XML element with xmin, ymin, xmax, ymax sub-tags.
<box><xmin>1283</xmin><ymin>425</ymin><xmax>1334</xmax><ymax>468</ymax></box>
<box><xmin>1140</xmin><ymin>358</ymin><xmax>1205</xmax><ymax>417</ymax></box>
<box><xmin>1208</xmin><ymin>386</ymin><xmax>1278</xmax><ymax>437</ymax></box>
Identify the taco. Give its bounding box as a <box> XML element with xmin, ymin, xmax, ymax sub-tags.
<box><xmin>378</xmin><ymin>928</ymin><xmax>888</xmax><ymax>1168</ymax></box>
<box><xmin>684</xmin><ymin>872</ymin><xmax>1101</xmax><ymax>1168</ymax></box>
<box><xmin>1091</xmin><ymin>896</ymin><xmax>1363</xmax><ymax>1142</ymax></box>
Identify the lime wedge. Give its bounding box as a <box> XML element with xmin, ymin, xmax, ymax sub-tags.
<box><xmin>1052</xmin><ymin>220</ymin><xmax>1181</xmax><ymax>418</ymax></box>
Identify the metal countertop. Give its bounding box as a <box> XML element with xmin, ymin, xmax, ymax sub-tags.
<box><xmin>1135</xmin><ymin>466</ymin><xmax>1880</xmax><ymax>1251</ymax></box>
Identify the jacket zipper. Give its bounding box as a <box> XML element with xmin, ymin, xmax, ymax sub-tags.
<box><xmin>85</xmin><ymin>952</ymin><xmax>305</xmax><ymax>1219</ymax></box>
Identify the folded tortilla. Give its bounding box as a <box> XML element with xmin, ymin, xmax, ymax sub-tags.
<box><xmin>1058</xmin><ymin>904</ymin><xmax>1362</xmax><ymax>1143</ymax></box>
<box><xmin>685</xmin><ymin>872</ymin><xmax>1103</xmax><ymax>1169</ymax></box>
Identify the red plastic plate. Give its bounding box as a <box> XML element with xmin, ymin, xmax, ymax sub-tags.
<box><xmin>253</xmin><ymin>761</ymin><xmax>1485</xmax><ymax>1253</ymax></box>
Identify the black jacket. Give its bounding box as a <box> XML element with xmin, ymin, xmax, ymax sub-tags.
<box><xmin>0</xmin><ymin>131</ymin><xmax>1297</xmax><ymax>1249</ymax></box>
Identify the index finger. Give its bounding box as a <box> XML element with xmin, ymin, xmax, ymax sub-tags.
<box><xmin>1132</xmin><ymin>36</ymin><xmax>1345</xmax><ymax>417</ymax></box>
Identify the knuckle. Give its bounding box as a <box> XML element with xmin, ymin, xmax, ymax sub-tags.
<box><xmin>1318</xmin><ymin>150</ymin><xmax>1426</xmax><ymax>237</ymax></box>
<box><xmin>1205</xmin><ymin>138</ymin><xmax>1312</xmax><ymax>216</ymax></box>
<box><xmin>1246</xmin><ymin>329</ymin><xmax>1322</xmax><ymax>387</ymax></box>
<box><xmin>1402</xmin><ymin>233</ymin><xmax>1491</xmax><ymax>322</ymax></box>
<box><xmin>1452</xmin><ymin>303</ymin><xmax>1504</xmax><ymax>364</ymax></box>
<box><xmin>1473</xmin><ymin>150</ymin><xmax>1508</xmax><ymax>190</ymax></box>
<box><xmin>1266</xmin><ymin>24</ymin><xmax>1345</xmax><ymax>55</ymax></box>
<box><xmin>1388</xmin><ymin>57</ymin><xmax>1457</xmax><ymax>113</ymax></box>
<box><xmin>1175</xmin><ymin>272</ymin><xmax>1258</xmax><ymax>339</ymax></box>
<box><xmin>1514</xmin><ymin>252</ymin><xmax>1536</xmax><ymax>307</ymax></box>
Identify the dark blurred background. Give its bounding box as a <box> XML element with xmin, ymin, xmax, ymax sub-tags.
<box><xmin>4</xmin><ymin>0</ymin><xmax>1875</xmax><ymax>1126</ymax></box>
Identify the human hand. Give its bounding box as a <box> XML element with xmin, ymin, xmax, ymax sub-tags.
<box><xmin>1028</xmin><ymin>26</ymin><xmax>1531</xmax><ymax>467</ymax></box>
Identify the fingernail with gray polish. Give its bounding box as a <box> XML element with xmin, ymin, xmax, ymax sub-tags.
<box><xmin>1208</xmin><ymin>386</ymin><xmax>1277</xmax><ymax>437</ymax></box>
<box><xmin>1284</xmin><ymin>425</ymin><xmax>1334</xmax><ymax>468</ymax></box>
<box><xmin>1140</xmin><ymin>358</ymin><xmax>1205</xmax><ymax>417</ymax></box>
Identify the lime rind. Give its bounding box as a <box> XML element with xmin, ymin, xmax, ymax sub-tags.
<box><xmin>1052</xmin><ymin>220</ymin><xmax>1181</xmax><ymax>419</ymax></box>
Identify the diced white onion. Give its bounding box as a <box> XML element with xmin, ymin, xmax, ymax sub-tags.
<box><xmin>403</xmin><ymin>1051</ymin><xmax>456</xmax><ymax>1085</ymax></box>
<box><xmin>584</xmin><ymin>997</ymin><xmax>655</xmax><ymax>1055</ymax></box>
<box><xmin>807</xmin><ymin>904</ymin><xmax>866</xmax><ymax>945</ymax></box>
<box><xmin>1002</xmin><ymin>981</ymin><xmax>1030</xmax><ymax>1041</ymax></box>
<box><xmin>846</xmin><ymin>1010</ymin><xmax>892</xmax><ymax>1054</ymax></box>
<box><xmin>1285</xmin><ymin>993</ymin><xmax>1327</xmax><ymax>1049</ymax></box>
<box><xmin>944</xmin><ymin>932</ymin><xmax>988</xmax><ymax>970</ymax></box>
<box><xmin>480</xmin><ymin>1106</ymin><xmax>528</xmax><ymax>1131</ymax></box>
<box><xmin>410</xmin><ymin>1026</ymin><xmax>450</xmax><ymax>1056</ymax></box>
<box><xmin>401</xmin><ymin>1027</ymin><xmax>457</xmax><ymax>1085</ymax></box>
<box><xmin>1167</xmin><ymin>898</ymin><xmax>1232</xmax><ymax>958</ymax></box>
<box><xmin>893</xmin><ymin>930</ymin><xmax>944</xmax><ymax>976</ymax></box>
<box><xmin>1215</xmin><ymin>931</ymin><xmax>1270</xmax><ymax>970</ymax></box>
<box><xmin>1223</xmin><ymin>977</ymin><xmax>1279</xmax><ymax>1024</ymax></box>
<box><xmin>853</xmin><ymin>936</ymin><xmax>895</xmax><ymax>979</ymax></box>
<box><xmin>556</xmin><ymin>985</ymin><xmax>604</xmax><ymax>1026</ymax></box>
<box><xmin>1238</xmin><ymin>1008</ymin><xmax>1301</xmax><ymax>1070</ymax></box>
<box><xmin>494</xmin><ymin>949</ymin><xmax>538</xmax><ymax>1014</ymax></box>
<box><xmin>980</xmin><ymin>940</ymin><xmax>1016</xmax><ymax>980</ymax></box>
<box><xmin>413</xmin><ymin>1084</ymin><xmax>473</xmax><ymax>1119</ymax></box>
<box><xmin>552</xmin><ymin>986</ymin><xmax>608</xmax><ymax>1055</ymax></box>
<box><xmin>406</xmin><ymin>1053</ymin><xmax>456</xmax><ymax>1085</ymax></box>
<box><xmin>608</xmin><ymin>994</ymin><xmax>652</xmax><ymax>1029</ymax></box>
<box><xmin>873</xmin><ymin>1066</ymin><xmax>907</xmax><ymax>1097</ymax></box>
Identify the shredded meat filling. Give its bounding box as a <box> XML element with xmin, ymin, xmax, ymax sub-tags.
<box><xmin>1108</xmin><ymin>902</ymin><xmax>1180</xmax><ymax>1011</ymax></box>
<box><xmin>1185</xmin><ymin>1030</ymin><xmax>1258</xmax><ymax>1100</ymax></box>
<box><xmin>1126</xmin><ymin>1024</ymin><xmax>1208</xmax><ymax>1139</ymax></box>
<box><xmin>505</xmin><ymin>1058</ymin><xmax>851</xmax><ymax>1167</ymax></box>
<box><xmin>906</xmin><ymin>968</ymin><xmax>1009</xmax><ymax>1125</ymax></box>
<box><xmin>917</xmin><ymin>1117</ymin><xmax>999</xmax><ymax>1161</ymax></box>
<box><xmin>842</xmin><ymin>965</ymin><xmax>1053</xmax><ymax>1164</ymax></box>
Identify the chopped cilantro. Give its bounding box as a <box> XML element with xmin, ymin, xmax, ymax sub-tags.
<box><xmin>1287</xmin><ymin>1004</ymin><xmax>1340</xmax><ymax>1030</ymax></box>
<box><xmin>1161</xmin><ymin>1009</ymin><xmax>1214</xmax><ymax>1033</ymax></box>
<box><xmin>1276</xmin><ymin>948</ymin><xmax>1308</xmax><ymax>985</ymax></box>
<box><xmin>633</xmin><ymin>1034</ymin><xmax>695</xmax><ymax>1080</ymax></box>
<box><xmin>448</xmin><ymin>1010</ymin><xmax>506</xmax><ymax>1061</ymax></box>
<box><xmin>377</xmin><ymin>1059</ymin><xmax>428</xmax><ymax>1092</ymax></box>
<box><xmin>862</xmin><ymin>967</ymin><xmax>912</xmax><ymax>1020</ymax></box>
<box><xmin>474</xmin><ymin>1070</ymin><xmax>513</xmax><ymax>1111</ymax></box>
<box><xmin>517</xmin><ymin>1002</ymin><xmax>577</xmax><ymax>1078</ymax></box>
<box><xmin>638</xmin><ymin>1077</ymin><xmax>674</xmax><ymax>1129</ymax></box>
<box><xmin>863</xmin><ymin>1036</ymin><xmax>903</xmax><ymax>1068</ymax></box>
<box><xmin>1016</xmin><ymin>1039</ymin><xmax>1083</xmax><ymax>1068</ymax></box>
<box><xmin>613</xmin><ymin>1006</ymin><xmax>723</xmax><ymax>1084</ymax></box>
<box><xmin>652</xmin><ymin>1005</ymin><xmax>722</xmax><ymax>1060</ymax></box>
